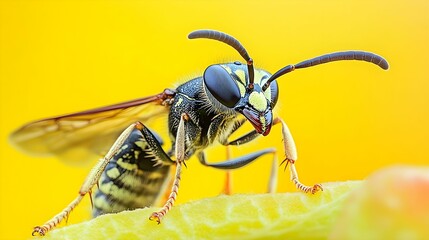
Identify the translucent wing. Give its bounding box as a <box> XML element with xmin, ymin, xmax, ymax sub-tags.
<box><xmin>9</xmin><ymin>90</ymin><xmax>175</xmax><ymax>164</ymax></box>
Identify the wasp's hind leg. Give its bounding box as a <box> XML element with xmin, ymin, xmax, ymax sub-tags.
<box><xmin>32</xmin><ymin>123</ymin><xmax>149</xmax><ymax>236</ymax></box>
<box><xmin>275</xmin><ymin>118</ymin><xmax>323</xmax><ymax>194</ymax></box>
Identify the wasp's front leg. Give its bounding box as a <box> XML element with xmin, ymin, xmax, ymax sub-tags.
<box><xmin>275</xmin><ymin>118</ymin><xmax>323</xmax><ymax>194</ymax></box>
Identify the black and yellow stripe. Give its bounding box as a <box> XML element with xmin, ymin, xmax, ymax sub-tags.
<box><xmin>93</xmin><ymin>128</ymin><xmax>171</xmax><ymax>217</ymax></box>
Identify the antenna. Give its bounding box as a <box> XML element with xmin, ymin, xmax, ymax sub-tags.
<box><xmin>189</xmin><ymin>30</ymin><xmax>255</xmax><ymax>89</ymax></box>
<box><xmin>263</xmin><ymin>51</ymin><xmax>389</xmax><ymax>91</ymax></box>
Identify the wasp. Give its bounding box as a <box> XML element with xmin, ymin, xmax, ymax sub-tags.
<box><xmin>10</xmin><ymin>29</ymin><xmax>389</xmax><ymax>236</ymax></box>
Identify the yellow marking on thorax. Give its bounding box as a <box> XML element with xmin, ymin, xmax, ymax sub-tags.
<box><xmin>249</xmin><ymin>91</ymin><xmax>268</xmax><ymax>112</ymax></box>
<box><xmin>174</xmin><ymin>97</ymin><xmax>183</xmax><ymax>108</ymax></box>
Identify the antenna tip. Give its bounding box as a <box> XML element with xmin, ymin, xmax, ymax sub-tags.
<box><xmin>187</xmin><ymin>31</ymin><xmax>199</xmax><ymax>39</ymax></box>
<box><xmin>380</xmin><ymin>60</ymin><xmax>389</xmax><ymax>70</ymax></box>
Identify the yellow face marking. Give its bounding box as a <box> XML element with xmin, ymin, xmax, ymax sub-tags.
<box><xmin>251</xmin><ymin>69</ymin><xmax>272</xmax><ymax>101</ymax></box>
<box><xmin>230</xmin><ymin>68</ymin><xmax>246</xmax><ymax>96</ymax></box>
<box><xmin>237</xmin><ymin>81</ymin><xmax>246</xmax><ymax>96</ymax></box>
<box><xmin>249</xmin><ymin>91</ymin><xmax>268</xmax><ymax>112</ymax></box>
<box><xmin>234</xmin><ymin>69</ymin><xmax>246</xmax><ymax>83</ymax></box>
<box><xmin>260</xmin><ymin>116</ymin><xmax>266</xmax><ymax>132</ymax></box>
<box><xmin>263</xmin><ymin>87</ymin><xmax>272</xmax><ymax>102</ymax></box>
<box><xmin>222</xmin><ymin>65</ymin><xmax>246</xmax><ymax>96</ymax></box>
<box><xmin>106</xmin><ymin>167</ymin><xmax>120</xmax><ymax>179</ymax></box>
<box><xmin>253</xmin><ymin>69</ymin><xmax>265</xmax><ymax>86</ymax></box>
<box><xmin>222</xmin><ymin>65</ymin><xmax>232</xmax><ymax>74</ymax></box>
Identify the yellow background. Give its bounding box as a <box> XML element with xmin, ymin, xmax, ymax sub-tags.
<box><xmin>0</xmin><ymin>0</ymin><xmax>428</xmax><ymax>239</ymax></box>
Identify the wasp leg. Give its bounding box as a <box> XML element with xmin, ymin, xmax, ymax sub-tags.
<box><xmin>149</xmin><ymin>113</ymin><xmax>188</xmax><ymax>224</ymax></box>
<box><xmin>222</xmin><ymin>120</ymin><xmax>282</xmax><ymax>193</ymax></box>
<box><xmin>220</xmin><ymin>119</ymin><xmax>273</xmax><ymax>194</ymax></box>
<box><xmin>218</xmin><ymin>118</ymin><xmax>259</xmax><ymax>146</ymax></box>
<box><xmin>267</xmin><ymin>152</ymin><xmax>279</xmax><ymax>193</ymax></box>
<box><xmin>198</xmin><ymin>149</ymin><xmax>278</xmax><ymax>193</ymax></box>
<box><xmin>32</xmin><ymin>123</ymin><xmax>146</xmax><ymax>236</ymax></box>
<box><xmin>225</xmin><ymin>129</ymin><xmax>260</xmax><ymax>146</ymax></box>
<box><xmin>198</xmin><ymin>148</ymin><xmax>275</xmax><ymax>169</ymax></box>
<box><xmin>275</xmin><ymin>117</ymin><xmax>323</xmax><ymax>194</ymax></box>
<box><xmin>218</xmin><ymin>119</ymin><xmax>248</xmax><ymax>194</ymax></box>
<box><xmin>223</xmin><ymin>146</ymin><xmax>232</xmax><ymax>195</ymax></box>
<box><xmin>219</xmin><ymin>121</ymin><xmax>280</xmax><ymax>193</ymax></box>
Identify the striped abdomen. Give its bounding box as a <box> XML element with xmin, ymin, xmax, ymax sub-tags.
<box><xmin>93</xmin><ymin>128</ymin><xmax>171</xmax><ymax>217</ymax></box>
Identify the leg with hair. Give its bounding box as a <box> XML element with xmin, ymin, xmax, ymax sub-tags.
<box><xmin>276</xmin><ymin>118</ymin><xmax>323</xmax><ymax>194</ymax></box>
<box><xmin>32</xmin><ymin>123</ymin><xmax>145</xmax><ymax>236</ymax></box>
<box><xmin>149</xmin><ymin>113</ymin><xmax>188</xmax><ymax>224</ymax></box>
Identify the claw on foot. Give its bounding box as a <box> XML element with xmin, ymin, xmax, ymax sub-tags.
<box><xmin>294</xmin><ymin>180</ymin><xmax>324</xmax><ymax>194</ymax></box>
<box><xmin>149</xmin><ymin>212</ymin><xmax>162</xmax><ymax>224</ymax></box>
<box><xmin>311</xmin><ymin>184</ymin><xmax>323</xmax><ymax>194</ymax></box>
<box><xmin>32</xmin><ymin>226</ymin><xmax>47</xmax><ymax>236</ymax></box>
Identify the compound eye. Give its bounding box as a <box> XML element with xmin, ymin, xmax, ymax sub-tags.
<box><xmin>203</xmin><ymin>65</ymin><xmax>241</xmax><ymax>108</ymax></box>
<box><xmin>269</xmin><ymin>79</ymin><xmax>279</xmax><ymax>107</ymax></box>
